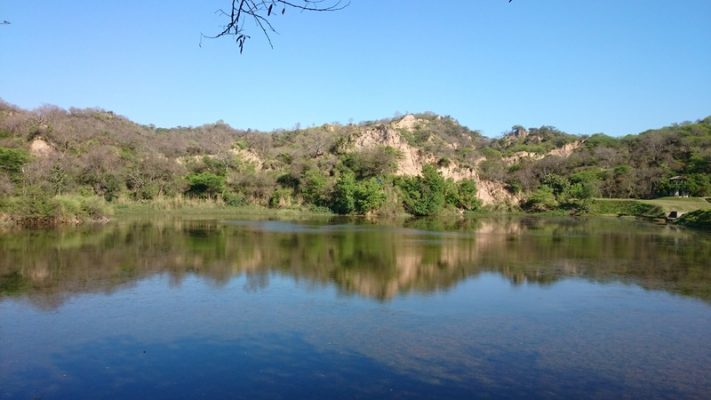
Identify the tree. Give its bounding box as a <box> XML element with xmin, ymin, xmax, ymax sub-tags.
<box><xmin>450</xmin><ymin>179</ymin><xmax>481</xmax><ymax>211</ymax></box>
<box><xmin>398</xmin><ymin>164</ymin><xmax>447</xmax><ymax>216</ymax></box>
<box><xmin>330</xmin><ymin>170</ymin><xmax>357</xmax><ymax>214</ymax></box>
<box><xmin>523</xmin><ymin>186</ymin><xmax>558</xmax><ymax>212</ymax></box>
<box><xmin>301</xmin><ymin>168</ymin><xmax>329</xmax><ymax>206</ymax></box>
<box><xmin>186</xmin><ymin>172</ymin><xmax>225</xmax><ymax>199</ymax></box>
<box><xmin>342</xmin><ymin>146</ymin><xmax>402</xmax><ymax>179</ymax></box>
<box><xmin>0</xmin><ymin>147</ymin><xmax>28</xmax><ymax>179</ymax></box>
<box><xmin>206</xmin><ymin>0</ymin><xmax>349</xmax><ymax>53</ymax></box>
<box><xmin>353</xmin><ymin>177</ymin><xmax>386</xmax><ymax>214</ymax></box>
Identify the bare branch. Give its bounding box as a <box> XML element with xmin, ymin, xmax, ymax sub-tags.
<box><xmin>202</xmin><ymin>0</ymin><xmax>349</xmax><ymax>53</ymax></box>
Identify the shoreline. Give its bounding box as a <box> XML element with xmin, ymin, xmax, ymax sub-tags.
<box><xmin>2</xmin><ymin>196</ymin><xmax>710</xmax><ymax>229</ymax></box>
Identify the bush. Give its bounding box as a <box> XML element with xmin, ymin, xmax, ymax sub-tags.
<box><xmin>222</xmin><ymin>191</ymin><xmax>246</xmax><ymax>207</ymax></box>
<box><xmin>185</xmin><ymin>172</ymin><xmax>225</xmax><ymax>199</ymax></box>
<box><xmin>268</xmin><ymin>188</ymin><xmax>293</xmax><ymax>208</ymax></box>
<box><xmin>1</xmin><ymin>192</ymin><xmax>112</xmax><ymax>225</ymax></box>
<box><xmin>453</xmin><ymin>179</ymin><xmax>481</xmax><ymax>211</ymax></box>
<box><xmin>78</xmin><ymin>196</ymin><xmax>112</xmax><ymax>218</ymax></box>
<box><xmin>330</xmin><ymin>171</ymin><xmax>357</xmax><ymax>214</ymax></box>
<box><xmin>0</xmin><ymin>147</ymin><xmax>29</xmax><ymax>179</ymax></box>
<box><xmin>523</xmin><ymin>186</ymin><xmax>558</xmax><ymax>212</ymax></box>
<box><xmin>341</xmin><ymin>146</ymin><xmax>402</xmax><ymax>179</ymax></box>
<box><xmin>354</xmin><ymin>177</ymin><xmax>386</xmax><ymax>214</ymax></box>
<box><xmin>398</xmin><ymin>164</ymin><xmax>446</xmax><ymax>216</ymax></box>
<box><xmin>301</xmin><ymin>169</ymin><xmax>329</xmax><ymax>206</ymax></box>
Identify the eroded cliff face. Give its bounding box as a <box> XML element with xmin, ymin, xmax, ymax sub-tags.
<box><xmin>345</xmin><ymin>115</ymin><xmax>521</xmax><ymax>206</ymax></box>
<box><xmin>350</xmin><ymin>123</ymin><xmax>432</xmax><ymax>177</ymax></box>
<box><xmin>29</xmin><ymin>138</ymin><xmax>55</xmax><ymax>157</ymax></box>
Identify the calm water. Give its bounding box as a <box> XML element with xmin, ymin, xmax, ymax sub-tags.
<box><xmin>1</xmin><ymin>216</ymin><xmax>710</xmax><ymax>399</ymax></box>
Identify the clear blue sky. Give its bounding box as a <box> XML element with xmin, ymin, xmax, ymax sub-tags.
<box><xmin>1</xmin><ymin>0</ymin><xmax>710</xmax><ymax>137</ymax></box>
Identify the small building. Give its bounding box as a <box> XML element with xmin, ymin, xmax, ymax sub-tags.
<box><xmin>669</xmin><ymin>176</ymin><xmax>688</xmax><ymax>197</ymax></box>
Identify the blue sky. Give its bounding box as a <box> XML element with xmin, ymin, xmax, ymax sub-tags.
<box><xmin>1</xmin><ymin>0</ymin><xmax>710</xmax><ymax>137</ymax></box>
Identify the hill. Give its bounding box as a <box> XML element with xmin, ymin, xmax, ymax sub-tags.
<box><xmin>1</xmin><ymin>100</ymin><xmax>710</xmax><ymax>222</ymax></box>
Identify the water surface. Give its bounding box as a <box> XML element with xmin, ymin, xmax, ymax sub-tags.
<box><xmin>1</xmin><ymin>217</ymin><xmax>710</xmax><ymax>399</ymax></box>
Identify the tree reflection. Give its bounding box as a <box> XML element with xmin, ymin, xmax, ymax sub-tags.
<box><xmin>1</xmin><ymin>217</ymin><xmax>710</xmax><ymax>309</ymax></box>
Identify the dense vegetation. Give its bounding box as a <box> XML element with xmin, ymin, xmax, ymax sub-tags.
<box><xmin>1</xmin><ymin>100</ymin><xmax>710</xmax><ymax>224</ymax></box>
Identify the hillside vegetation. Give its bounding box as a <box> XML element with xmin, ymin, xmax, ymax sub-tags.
<box><xmin>1</xmin><ymin>100</ymin><xmax>710</xmax><ymax>224</ymax></box>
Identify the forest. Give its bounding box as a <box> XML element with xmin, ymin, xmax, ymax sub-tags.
<box><xmin>1</xmin><ymin>100</ymin><xmax>710</xmax><ymax>224</ymax></box>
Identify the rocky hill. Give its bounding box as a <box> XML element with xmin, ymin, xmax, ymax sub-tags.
<box><xmin>1</xmin><ymin>100</ymin><xmax>710</xmax><ymax>218</ymax></box>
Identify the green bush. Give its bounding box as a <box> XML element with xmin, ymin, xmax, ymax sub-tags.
<box><xmin>453</xmin><ymin>179</ymin><xmax>481</xmax><ymax>211</ymax></box>
<box><xmin>185</xmin><ymin>172</ymin><xmax>225</xmax><ymax>199</ymax></box>
<box><xmin>268</xmin><ymin>187</ymin><xmax>293</xmax><ymax>208</ymax></box>
<box><xmin>341</xmin><ymin>146</ymin><xmax>401</xmax><ymax>179</ymax></box>
<box><xmin>330</xmin><ymin>171</ymin><xmax>357</xmax><ymax>214</ymax></box>
<box><xmin>78</xmin><ymin>196</ymin><xmax>112</xmax><ymax>218</ymax></box>
<box><xmin>398</xmin><ymin>164</ymin><xmax>446</xmax><ymax>216</ymax></box>
<box><xmin>301</xmin><ymin>169</ymin><xmax>329</xmax><ymax>206</ymax></box>
<box><xmin>0</xmin><ymin>147</ymin><xmax>29</xmax><ymax>181</ymax></box>
<box><xmin>523</xmin><ymin>186</ymin><xmax>558</xmax><ymax>212</ymax></box>
<box><xmin>354</xmin><ymin>177</ymin><xmax>386</xmax><ymax>214</ymax></box>
<box><xmin>223</xmin><ymin>191</ymin><xmax>247</xmax><ymax>207</ymax></box>
<box><xmin>0</xmin><ymin>191</ymin><xmax>111</xmax><ymax>225</ymax></box>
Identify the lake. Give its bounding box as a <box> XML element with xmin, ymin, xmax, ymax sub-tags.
<box><xmin>1</xmin><ymin>216</ymin><xmax>710</xmax><ymax>399</ymax></box>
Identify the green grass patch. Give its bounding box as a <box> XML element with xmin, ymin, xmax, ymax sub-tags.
<box><xmin>638</xmin><ymin>197</ymin><xmax>711</xmax><ymax>213</ymax></box>
<box><xmin>590</xmin><ymin>199</ymin><xmax>665</xmax><ymax>218</ymax></box>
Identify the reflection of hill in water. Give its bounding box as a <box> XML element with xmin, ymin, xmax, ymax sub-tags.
<box><xmin>1</xmin><ymin>217</ymin><xmax>710</xmax><ymax>308</ymax></box>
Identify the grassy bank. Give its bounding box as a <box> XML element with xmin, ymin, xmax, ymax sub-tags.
<box><xmin>589</xmin><ymin>199</ymin><xmax>665</xmax><ymax>218</ymax></box>
<box><xmin>3</xmin><ymin>192</ymin><xmax>711</xmax><ymax>228</ymax></box>
<box><xmin>639</xmin><ymin>197</ymin><xmax>711</xmax><ymax>213</ymax></box>
<box><xmin>590</xmin><ymin>197</ymin><xmax>711</xmax><ymax>217</ymax></box>
<box><xmin>1</xmin><ymin>195</ymin><xmax>337</xmax><ymax>227</ymax></box>
<box><xmin>676</xmin><ymin>210</ymin><xmax>711</xmax><ymax>229</ymax></box>
<box><xmin>0</xmin><ymin>194</ymin><xmax>112</xmax><ymax>226</ymax></box>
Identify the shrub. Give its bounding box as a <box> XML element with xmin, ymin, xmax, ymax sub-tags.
<box><xmin>268</xmin><ymin>188</ymin><xmax>293</xmax><ymax>208</ymax></box>
<box><xmin>354</xmin><ymin>177</ymin><xmax>386</xmax><ymax>214</ymax></box>
<box><xmin>398</xmin><ymin>164</ymin><xmax>446</xmax><ymax>216</ymax></box>
<box><xmin>341</xmin><ymin>146</ymin><xmax>402</xmax><ymax>179</ymax></box>
<box><xmin>454</xmin><ymin>179</ymin><xmax>481</xmax><ymax>211</ymax></box>
<box><xmin>301</xmin><ymin>169</ymin><xmax>329</xmax><ymax>206</ymax></box>
<box><xmin>523</xmin><ymin>186</ymin><xmax>558</xmax><ymax>212</ymax></box>
<box><xmin>79</xmin><ymin>196</ymin><xmax>112</xmax><ymax>218</ymax></box>
<box><xmin>185</xmin><ymin>172</ymin><xmax>225</xmax><ymax>199</ymax></box>
<box><xmin>330</xmin><ymin>171</ymin><xmax>357</xmax><ymax>214</ymax></box>
<box><xmin>0</xmin><ymin>147</ymin><xmax>29</xmax><ymax>179</ymax></box>
<box><xmin>222</xmin><ymin>191</ymin><xmax>246</xmax><ymax>207</ymax></box>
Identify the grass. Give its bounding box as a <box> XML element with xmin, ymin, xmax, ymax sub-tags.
<box><xmin>0</xmin><ymin>194</ymin><xmax>112</xmax><ymax>226</ymax></box>
<box><xmin>589</xmin><ymin>199</ymin><xmax>665</xmax><ymax>218</ymax></box>
<box><xmin>638</xmin><ymin>197</ymin><xmax>711</xmax><ymax>213</ymax></box>
<box><xmin>591</xmin><ymin>197</ymin><xmax>711</xmax><ymax>217</ymax></box>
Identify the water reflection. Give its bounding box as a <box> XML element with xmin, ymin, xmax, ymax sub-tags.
<box><xmin>1</xmin><ymin>216</ymin><xmax>710</xmax><ymax>308</ymax></box>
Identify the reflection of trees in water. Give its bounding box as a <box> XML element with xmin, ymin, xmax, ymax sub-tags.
<box><xmin>1</xmin><ymin>217</ymin><xmax>710</xmax><ymax>308</ymax></box>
